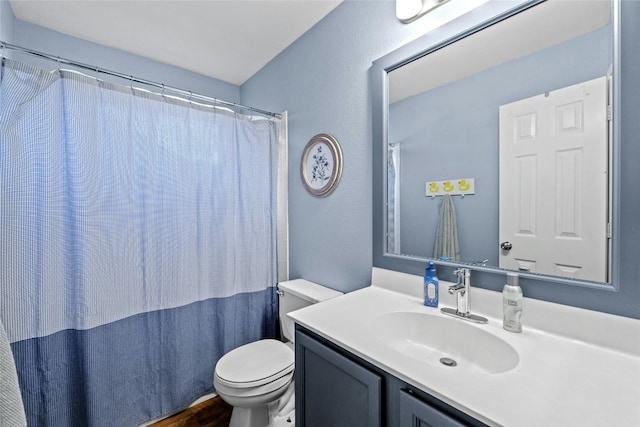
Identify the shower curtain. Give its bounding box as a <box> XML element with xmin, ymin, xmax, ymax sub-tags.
<box><xmin>387</xmin><ymin>148</ymin><xmax>397</xmax><ymax>254</ymax></box>
<box><xmin>0</xmin><ymin>59</ymin><xmax>281</xmax><ymax>426</ymax></box>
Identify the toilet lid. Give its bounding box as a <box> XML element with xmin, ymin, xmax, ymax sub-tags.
<box><xmin>215</xmin><ymin>339</ymin><xmax>294</xmax><ymax>388</ymax></box>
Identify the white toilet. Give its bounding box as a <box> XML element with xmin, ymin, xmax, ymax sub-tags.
<box><xmin>213</xmin><ymin>279</ymin><xmax>343</xmax><ymax>427</ymax></box>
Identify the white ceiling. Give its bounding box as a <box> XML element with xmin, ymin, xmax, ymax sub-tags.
<box><xmin>9</xmin><ymin>0</ymin><xmax>342</xmax><ymax>86</ymax></box>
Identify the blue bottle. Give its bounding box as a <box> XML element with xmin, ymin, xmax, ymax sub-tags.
<box><xmin>424</xmin><ymin>261</ymin><xmax>439</xmax><ymax>307</ymax></box>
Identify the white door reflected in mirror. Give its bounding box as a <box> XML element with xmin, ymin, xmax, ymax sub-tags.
<box><xmin>498</xmin><ymin>76</ymin><xmax>610</xmax><ymax>282</ymax></box>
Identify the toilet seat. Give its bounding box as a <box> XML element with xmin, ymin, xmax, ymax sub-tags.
<box><xmin>215</xmin><ymin>339</ymin><xmax>294</xmax><ymax>390</ymax></box>
<box><xmin>213</xmin><ymin>280</ymin><xmax>342</xmax><ymax>426</ymax></box>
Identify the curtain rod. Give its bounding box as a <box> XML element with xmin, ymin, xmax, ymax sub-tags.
<box><xmin>0</xmin><ymin>41</ymin><xmax>282</xmax><ymax>119</ymax></box>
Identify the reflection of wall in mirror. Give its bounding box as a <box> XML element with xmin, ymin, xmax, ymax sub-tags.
<box><xmin>388</xmin><ymin>23</ymin><xmax>611</xmax><ymax>263</ymax></box>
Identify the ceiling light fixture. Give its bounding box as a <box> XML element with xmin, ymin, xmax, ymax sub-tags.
<box><xmin>396</xmin><ymin>0</ymin><xmax>452</xmax><ymax>23</ymax></box>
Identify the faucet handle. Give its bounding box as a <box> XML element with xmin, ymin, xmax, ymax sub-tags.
<box><xmin>449</xmin><ymin>269</ymin><xmax>467</xmax><ymax>293</ymax></box>
<box><xmin>453</xmin><ymin>268</ymin><xmax>469</xmax><ymax>281</ymax></box>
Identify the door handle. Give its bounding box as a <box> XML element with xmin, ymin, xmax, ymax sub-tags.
<box><xmin>500</xmin><ymin>241</ymin><xmax>513</xmax><ymax>251</ymax></box>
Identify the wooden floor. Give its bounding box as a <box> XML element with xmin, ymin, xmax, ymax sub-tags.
<box><xmin>150</xmin><ymin>396</ymin><xmax>232</xmax><ymax>427</ymax></box>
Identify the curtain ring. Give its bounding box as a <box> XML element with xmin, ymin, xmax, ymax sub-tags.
<box><xmin>56</xmin><ymin>56</ymin><xmax>61</xmax><ymax>71</ymax></box>
<box><xmin>188</xmin><ymin>91</ymin><xmax>193</xmax><ymax>106</ymax></box>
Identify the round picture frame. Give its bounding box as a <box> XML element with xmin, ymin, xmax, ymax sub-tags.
<box><xmin>300</xmin><ymin>133</ymin><xmax>343</xmax><ymax>197</ymax></box>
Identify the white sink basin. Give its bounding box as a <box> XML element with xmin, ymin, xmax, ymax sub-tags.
<box><xmin>371</xmin><ymin>312</ymin><xmax>519</xmax><ymax>374</ymax></box>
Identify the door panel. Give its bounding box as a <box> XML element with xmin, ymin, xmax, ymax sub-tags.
<box><xmin>499</xmin><ymin>76</ymin><xmax>609</xmax><ymax>282</ymax></box>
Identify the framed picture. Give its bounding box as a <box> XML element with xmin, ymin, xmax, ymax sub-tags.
<box><xmin>300</xmin><ymin>133</ymin><xmax>343</xmax><ymax>197</ymax></box>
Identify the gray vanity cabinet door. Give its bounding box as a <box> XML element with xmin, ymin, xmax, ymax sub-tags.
<box><xmin>400</xmin><ymin>390</ymin><xmax>469</xmax><ymax>427</ymax></box>
<box><xmin>295</xmin><ymin>330</ymin><xmax>382</xmax><ymax>427</ymax></box>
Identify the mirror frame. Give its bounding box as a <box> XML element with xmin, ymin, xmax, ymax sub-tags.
<box><xmin>371</xmin><ymin>0</ymin><xmax>639</xmax><ymax>318</ymax></box>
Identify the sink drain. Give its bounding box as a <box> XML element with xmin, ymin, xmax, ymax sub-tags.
<box><xmin>439</xmin><ymin>357</ymin><xmax>457</xmax><ymax>367</ymax></box>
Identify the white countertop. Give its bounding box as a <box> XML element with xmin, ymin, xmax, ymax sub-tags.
<box><xmin>289</xmin><ymin>268</ymin><xmax>640</xmax><ymax>427</ymax></box>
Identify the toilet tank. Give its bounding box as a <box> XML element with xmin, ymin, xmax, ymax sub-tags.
<box><xmin>277</xmin><ymin>279</ymin><xmax>343</xmax><ymax>343</ymax></box>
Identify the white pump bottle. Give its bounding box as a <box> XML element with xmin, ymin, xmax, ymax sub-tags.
<box><xmin>502</xmin><ymin>273</ymin><xmax>523</xmax><ymax>333</ymax></box>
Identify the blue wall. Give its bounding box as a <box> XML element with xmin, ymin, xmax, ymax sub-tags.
<box><xmin>243</xmin><ymin>0</ymin><xmax>639</xmax><ymax>318</ymax></box>
<box><xmin>241</xmin><ymin>1</ymin><xmax>459</xmax><ymax>292</ymax></box>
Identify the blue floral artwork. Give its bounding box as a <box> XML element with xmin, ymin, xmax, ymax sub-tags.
<box><xmin>306</xmin><ymin>142</ymin><xmax>333</xmax><ymax>190</ymax></box>
<box><xmin>311</xmin><ymin>145</ymin><xmax>330</xmax><ymax>183</ymax></box>
<box><xmin>302</xmin><ymin>134</ymin><xmax>342</xmax><ymax>197</ymax></box>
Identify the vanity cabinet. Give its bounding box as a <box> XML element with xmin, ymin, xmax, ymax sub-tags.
<box><xmin>295</xmin><ymin>326</ymin><xmax>486</xmax><ymax>427</ymax></box>
<box><xmin>295</xmin><ymin>326</ymin><xmax>382</xmax><ymax>427</ymax></box>
<box><xmin>399</xmin><ymin>389</ymin><xmax>471</xmax><ymax>427</ymax></box>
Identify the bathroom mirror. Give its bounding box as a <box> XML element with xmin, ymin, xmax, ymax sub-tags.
<box><xmin>373</xmin><ymin>0</ymin><xmax>621</xmax><ymax>291</ymax></box>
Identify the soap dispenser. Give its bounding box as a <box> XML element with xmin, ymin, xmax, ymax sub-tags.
<box><xmin>423</xmin><ymin>261</ymin><xmax>439</xmax><ymax>307</ymax></box>
<box><xmin>502</xmin><ymin>273</ymin><xmax>523</xmax><ymax>332</ymax></box>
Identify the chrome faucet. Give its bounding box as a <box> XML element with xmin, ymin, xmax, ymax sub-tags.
<box><xmin>441</xmin><ymin>268</ymin><xmax>488</xmax><ymax>324</ymax></box>
<box><xmin>450</xmin><ymin>268</ymin><xmax>470</xmax><ymax>314</ymax></box>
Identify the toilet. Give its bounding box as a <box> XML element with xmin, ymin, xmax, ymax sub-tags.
<box><xmin>213</xmin><ymin>279</ymin><xmax>343</xmax><ymax>427</ymax></box>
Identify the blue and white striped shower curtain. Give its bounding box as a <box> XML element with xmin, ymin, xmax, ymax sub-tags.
<box><xmin>0</xmin><ymin>59</ymin><xmax>280</xmax><ymax>426</ymax></box>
